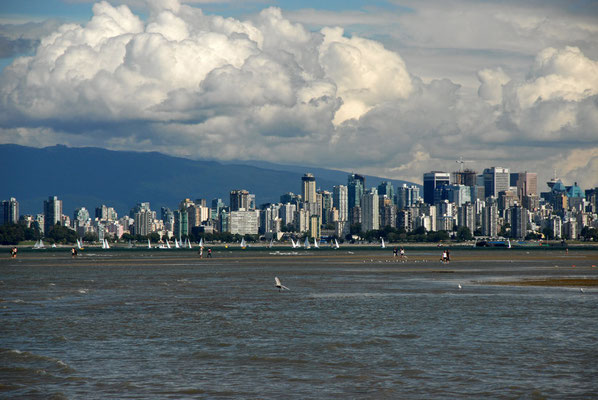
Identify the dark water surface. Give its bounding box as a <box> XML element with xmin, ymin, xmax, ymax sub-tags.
<box><xmin>2</xmin><ymin>249</ymin><xmax>597</xmax><ymax>399</ymax></box>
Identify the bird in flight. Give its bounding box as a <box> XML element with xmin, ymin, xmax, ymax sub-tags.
<box><xmin>275</xmin><ymin>276</ymin><xmax>290</xmax><ymax>292</ymax></box>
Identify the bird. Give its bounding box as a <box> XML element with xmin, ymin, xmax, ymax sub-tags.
<box><xmin>580</xmin><ymin>288</ymin><xmax>584</xmax><ymax>294</ymax></box>
<box><xmin>458</xmin><ymin>284</ymin><xmax>462</xmax><ymax>290</ymax></box>
<box><xmin>275</xmin><ymin>276</ymin><xmax>289</xmax><ymax>292</ymax></box>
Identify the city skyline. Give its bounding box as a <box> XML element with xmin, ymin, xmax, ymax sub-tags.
<box><xmin>0</xmin><ymin>0</ymin><xmax>597</xmax><ymax>189</ymax></box>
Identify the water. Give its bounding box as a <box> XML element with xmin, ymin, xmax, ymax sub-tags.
<box><xmin>2</xmin><ymin>249</ymin><xmax>597</xmax><ymax>398</ymax></box>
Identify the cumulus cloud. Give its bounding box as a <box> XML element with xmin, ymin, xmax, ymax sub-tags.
<box><xmin>0</xmin><ymin>0</ymin><xmax>597</xmax><ymax>189</ymax></box>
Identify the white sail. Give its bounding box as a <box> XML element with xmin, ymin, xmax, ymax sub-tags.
<box><xmin>187</xmin><ymin>238</ymin><xmax>192</xmax><ymax>249</ymax></box>
<box><xmin>102</xmin><ymin>239</ymin><xmax>107</xmax><ymax>249</ymax></box>
<box><xmin>304</xmin><ymin>237</ymin><xmax>310</xmax><ymax>249</ymax></box>
<box><xmin>240</xmin><ymin>238</ymin><xmax>246</xmax><ymax>248</ymax></box>
<box><xmin>199</xmin><ymin>238</ymin><xmax>203</xmax><ymax>248</ymax></box>
<box><xmin>77</xmin><ymin>239</ymin><xmax>83</xmax><ymax>249</ymax></box>
<box><xmin>313</xmin><ymin>238</ymin><xmax>319</xmax><ymax>248</ymax></box>
<box><xmin>334</xmin><ymin>239</ymin><xmax>340</xmax><ymax>249</ymax></box>
<box><xmin>34</xmin><ymin>239</ymin><xmax>45</xmax><ymax>249</ymax></box>
<box><xmin>166</xmin><ymin>239</ymin><xmax>171</xmax><ymax>249</ymax></box>
<box><xmin>174</xmin><ymin>238</ymin><xmax>180</xmax><ymax>249</ymax></box>
<box><xmin>507</xmin><ymin>238</ymin><xmax>512</xmax><ymax>249</ymax></box>
<box><xmin>148</xmin><ymin>238</ymin><xmax>151</xmax><ymax>249</ymax></box>
<box><xmin>381</xmin><ymin>238</ymin><xmax>386</xmax><ymax>248</ymax></box>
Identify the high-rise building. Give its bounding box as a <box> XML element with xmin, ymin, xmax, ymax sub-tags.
<box><xmin>361</xmin><ymin>189</ymin><xmax>379</xmax><ymax>232</ymax></box>
<box><xmin>457</xmin><ymin>202</ymin><xmax>476</xmax><ymax>234</ymax></box>
<box><xmin>511</xmin><ymin>172</ymin><xmax>538</xmax><ymax>201</ymax></box>
<box><xmin>211</xmin><ymin>198</ymin><xmax>225</xmax><ymax>220</ymax></box>
<box><xmin>510</xmin><ymin>205</ymin><xmax>529</xmax><ymax>239</ymax></box>
<box><xmin>1</xmin><ymin>197</ymin><xmax>19</xmax><ymax>225</ymax></box>
<box><xmin>43</xmin><ymin>196</ymin><xmax>62</xmax><ymax>234</ymax></box>
<box><xmin>229</xmin><ymin>210</ymin><xmax>259</xmax><ymax>235</ymax></box>
<box><xmin>483</xmin><ymin>167</ymin><xmax>510</xmax><ymax>198</ymax></box>
<box><xmin>453</xmin><ymin>169</ymin><xmax>477</xmax><ymax>186</ymax></box>
<box><xmin>301</xmin><ymin>173</ymin><xmax>317</xmax><ymax>204</ymax></box>
<box><xmin>423</xmin><ymin>171</ymin><xmax>450</xmax><ymax>204</ymax></box>
<box><xmin>333</xmin><ymin>185</ymin><xmax>348</xmax><ymax>222</ymax></box>
<box><xmin>396</xmin><ymin>184</ymin><xmax>420</xmax><ymax>209</ymax></box>
<box><xmin>377</xmin><ymin>181</ymin><xmax>394</xmax><ymax>202</ymax></box>
<box><xmin>482</xmin><ymin>198</ymin><xmax>498</xmax><ymax>237</ymax></box>
<box><xmin>348</xmin><ymin>174</ymin><xmax>365</xmax><ymax>210</ymax></box>
<box><xmin>230</xmin><ymin>189</ymin><xmax>250</xmax><ymax>211</ymax></box>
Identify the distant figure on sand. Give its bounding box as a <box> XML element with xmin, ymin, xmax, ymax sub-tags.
<box><xmin>393</xmin><ymin>247</ymin><xmax>398</xmax><ymax>257</ymax></box>
<box><xmin>400</xmin><ymin>247</ymin><xmax>405</xmax><ymax>259</ymax></box>
<box><xmin>71</xmin><ymin>248</ymin><xmax>78</xmax><ymax>257</ymax></box>
<box><xmin>199</xmin><ymin>247</ymin><xmax>203</xmax><ymax>258</ymax></box>
<box><xmin>207</xmin><ymin>248</ymin><xmax>212</xmax><ymax>258</ymax></box>
<box><xmin>10</xmin><ymin>247</ymin><xmax>17</xmax><ymax>258</ymax></box>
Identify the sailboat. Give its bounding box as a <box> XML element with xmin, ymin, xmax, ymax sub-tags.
<box><xmin>240</xmin><ymin>237</ymin><xmax>247</xmax><ymax>249</ymax></box>
<box><xmin>199</xmin><ymin>238</ymin><xmax>203</xmax><ymax>248</ymax></box>
<box><xmin>507</xmin><ymin>238</ymin><xmax>512</xmax><ymax>249</ymax></box>
<box><xmin>313</xmin><ymin>238</ymin><xmax>319</xmax><ymax>248</ymax></box>
<box><xmin>102</xmin><ymin>239</ymin><xmax>110</xmax><ymax>249</ymax></box>
<box><xmin>304</xmin><ymin>237</ymin><xmax>311</xmax><ymax>249</ymax></box>
<box><xmin>381</xmin><ymin>238</ymin><xmax>386</xmax><ymax>249</ymax></box>
<box><xmin>174</xmin><ymin>238</ymin><xmax>180</xmax><ymax>249</ymax></box>
<box><xmin>33</xmin><ymin>239</ymin><xmax>45</xmax><ymax>249</ymax></box>
<box><xmin>334</xmin><ymin>238</ymin><xmax>340</xmax><ymax>249</ymax></box>
<box><xmin>147</xmin><ymin>238</ymin><xmax>151</xmax><ymax>249</ymax></box>
<box><xmin>77</xmin><ymin>238</ymin><xmax>83</xmax><ymax>250</ymax></box>
<box><xmin>166</xmin><ymin>239</ymin><xmax>171</xmax><ymax>249</ymax></box>
<box><xmin>187</xmin><ymin>238</ymin><xmax>192</xmax><ymax>249</ymax></box>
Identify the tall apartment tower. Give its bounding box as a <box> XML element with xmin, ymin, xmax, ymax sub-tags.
<box><xmin>348</xmin><ymin>173</ymin><xmax>365</xmax><ymax>210</ymax></box>
<box><xmin>333</xmin><ymin>185</ymin><xmax>348</xmax><ymax>222</ymax></box>
<box><xmin>361</xmin><ymin>189</ymin><xmax>379</xmax><ymax>232</ymax></box>
<box><xmin>423</xmin><ymin>171</ymin><xmax>450</xmax><ymax>204</ymax></box>
<box><xmin>396</xmin><ymin>184</ymin><xmax>420</xmax><ymax>209</ymax></box>
<box><xmin>510</xmin><ymin>205</ymin><xmax>529</xmax><ymax>239</ymax></box>
<box><xmin>301</xmin><ymin>173</ymin><xmax>317</xmax><ymax>204</ymax></box>
<box><xmin>1</xmin><ymin>197</ymin><xmax>19</xmax><ymax>225</ymax></box>
<box><xmin>453</xmin><ymin>169</ymin><xmax>477</xmax><ymax>186</ymax></box>
<box><xmin>483</xmin><ymin>167</ymin><xmax>510</xmax><ymax>198</ymax></box>
<box><xmin>230</xmin><ymin>189</ymin><xmax>250</xmax><ymax>211</ymax></box>
<box><xmin>43</xmin><ymin>196</ymin><xmax>63</xmax><ymax>233</ymax></box>
<box><xmin>482</xmin><ymin>198</ymin><xmax>498</xmax><ymax>237</ymax></box>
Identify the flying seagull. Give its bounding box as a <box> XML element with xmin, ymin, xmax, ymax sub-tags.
<box><xmin>275</xmin><ymin>276</ymin><xmax>290</xmax><ymax>292</ymax></box>
<box><xmin>458</xmin><ymin>284</ymin><xmax>462</xmax><ymax>290</ymax></box>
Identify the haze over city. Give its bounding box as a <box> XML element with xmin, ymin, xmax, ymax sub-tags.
<box><xmin>1</xmin><ymin>0</ymin><xmax>597</xmax><ymax>188</ymax></box>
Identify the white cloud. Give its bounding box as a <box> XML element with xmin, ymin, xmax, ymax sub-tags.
<box><xmin>0</xmin><ymin>0</ymin><xmax>597</xmax><ymax>190</ymax></box>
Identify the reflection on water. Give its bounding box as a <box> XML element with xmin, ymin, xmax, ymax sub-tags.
<box><xmin>1</xmin><ymin>249</ymin><xmax>597</xmax><ymax>398</ymax></box>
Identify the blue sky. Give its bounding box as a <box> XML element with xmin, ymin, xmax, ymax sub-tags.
<box><xmin>0</xmin><ymin>0</ymin><xmax>597</xmax><ymax>187</ymax></box>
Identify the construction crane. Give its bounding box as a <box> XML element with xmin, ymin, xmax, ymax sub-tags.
<box><xmin>456</xmin><ymin>156</ymin><xmax>473</xmax><ymax>172</ymax></box>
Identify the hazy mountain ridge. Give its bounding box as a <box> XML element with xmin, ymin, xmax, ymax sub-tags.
<box><xmin>0</xmin><ymin>144</ymin><xmax>416</xmax><ymax>216</ymax></box>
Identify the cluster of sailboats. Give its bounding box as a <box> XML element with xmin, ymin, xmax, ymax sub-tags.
<box><xmin>31</xmin><ymin>236</ymin><xmax>389</xmax><ymax>250</ymax></box>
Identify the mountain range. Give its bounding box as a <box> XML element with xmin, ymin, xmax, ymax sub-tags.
<box><xmin>0</xmin><ymin>144</ymin><xmax>417</xmax><ymax>216</ymax></box>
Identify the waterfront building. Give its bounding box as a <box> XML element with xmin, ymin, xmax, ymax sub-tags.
<box><xmin>482</xmin><ymin>197</ymin><xmax>498</xmax><ymax>237</ymax></box>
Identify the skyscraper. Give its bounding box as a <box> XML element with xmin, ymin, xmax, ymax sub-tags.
<box><xmin>333</xmin><ymin>185</ymin><xmax>348</xmax><ymax>222</ymax></box>
<box><xmin>230</xmin><ymin>189</ymin><xmax>250</xmax><ymax>211</ymax></box>
<box><xmin>1</xmin><ymin>197</ymin><xmax>19</xmax><ymax>225</ymax></box>
<box><xmin>301</xmin><ymin>173</ymin><xmax>317</xmax><ymax>204</ymax></box>
<box><xmin>396</xmin><ymin>184</ymin><xmax>420</xmax><ymax>209</ymax></box>
<box><xmin>423</xmin><ymin>171</ymin><xmax>450</xmax><ymax>204</ymax></box>
<box><xmin>483</xmin><ymin>167</ymin><xmax>510</xmax><ymax>198</ymax></box>
<box><xmin>361</xmin><ymin>189</ymin><xmax>379</xmax><ymax>232</ymax></box>
<box><xmin>43</xmin><ymin>196</ymin><xmax>62</xmax><ymax>234</ymax></box>
<box><xmin>348</xmin><ymin>173</ymin><xmax>365</xmax><ymax>210</ymax></box>
<box><xmin>377</xmin><ymin>181</ymin><xmax>394</xmax><ymax>202</ymax></box>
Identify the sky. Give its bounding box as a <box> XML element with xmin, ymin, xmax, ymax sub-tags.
<box><xmin>1</xmin><ymin>0</ymin><xmax>597</xmax><ymax>189</ymax></box>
